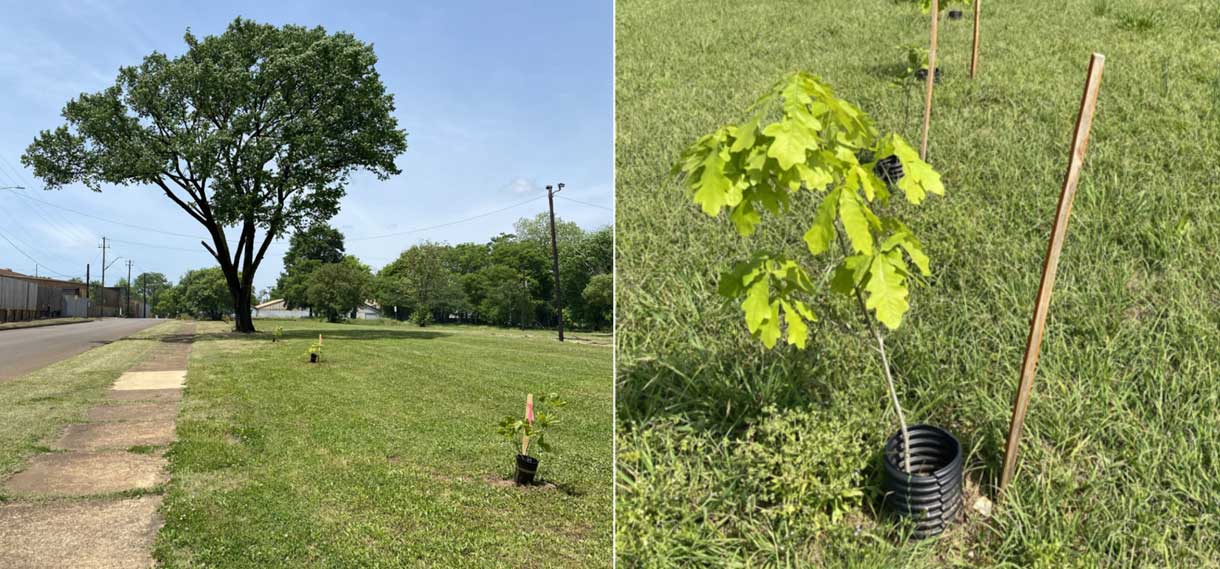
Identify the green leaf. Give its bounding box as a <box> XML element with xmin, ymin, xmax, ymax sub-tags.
<box><xmin>762</xmin><ymin>118</ymin><xmax>819</xmax><ymax>171</ymax></box>
<box><xmin>831</xmin><ymin>254</ymin><xmax>871</xmax><ymax>295</ymax></box>
<box><xmin>742</xmin><ymin>276</ymin><xmax>772</xmax><ymax>334</ymax></box>
<box><xmin>692</xmin><ymin>150</ymin><xmax>732</xmax><ymax>215</ymax></box>
<box><xmin>780</xmin><ymin>300</ymin><xmax>809</xmax><ymax>349</ymax></box>
<box><xmin>803</xmin><ymin>187</ymin><xmax>840</xmax><ymax>255</ymax></box>
<box><xmin>730</xmin><ymin>200</ymin><xmax>762</xmax><ymax>236</ymax></box>
<box><xmin>864</xmin><ymin>252</ymin><xmax>910</xmax><ymax>329</ymax></box>
<box><xmin>838</xmin><ymin>189</ymin><xmax>874</xmax><ymax>255</ymax></box>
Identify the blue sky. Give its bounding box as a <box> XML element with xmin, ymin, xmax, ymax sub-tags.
<box><xmin>0</xmin><ymin>0</ymin><xmax>612</xmax><ymax>294</ymax></box>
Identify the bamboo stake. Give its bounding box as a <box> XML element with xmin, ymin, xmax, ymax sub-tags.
<box><xmin>1000</xmin><ymin>53</ymin><xmax>1105</xmax><ymax>492</ymax></box>
<box><xmin>919</xmin><ymin>0</ymin><xmax>939</xmax><ymax>160</ymax></box>
<box><xmin>970</xmin><ymin>0</ymin><xmax>982</xmax><ymax>78</ymax></box>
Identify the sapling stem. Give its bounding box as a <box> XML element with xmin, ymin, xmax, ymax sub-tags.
<box><xmin>836</xmin><ymin>229</ymin><xmax>911</xmax><ymax>472</ymax></box>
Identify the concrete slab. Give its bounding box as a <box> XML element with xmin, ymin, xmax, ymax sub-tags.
<box><xmin>4</xmin><ymin>452</ymin><xmax>167</xmax><ymax>497</ymax></box>
<box><xmin>55</xmin><ymin>421</ymin><xmax>175</xmax><ymax>451</ymax></box>
<box><xmin>87</xmin><ymin>402</ymin><xmax>178</xmax><ymax>422</ymax></box>
<box><xmin>111</xmin><ymin>370</ymin><xmax>185</xmax><ymax>391</ymax></box>
<box><xmin>106</xmin><ymin>388</ymin><xmax>182</xmax><ymax>403</ymax></box>
<box><xmin>129</xmin><ymin>353</ymin><xmax>189</xmax><ymax>373</ymax></box>
<box><xmin>0</xmin><ymin>496</ymin><xmax>162</xmax><ymax>568</ymax></box>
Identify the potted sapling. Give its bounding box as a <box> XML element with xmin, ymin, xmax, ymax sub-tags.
<box><xmin>906</xmin><ymin>46</ymin><xmax>941</xmax><ymax>84</ymax></box>
<box><xmin>497</xmin><ymin>392</ymin><xmax>565</xmax><ymax>485</ymax></box>
<box><xmin>306</xmin><ymin>339</ymin><xmax>322</xmax><ymax>363</ymax></box>
<box><xmin>673</xmin><ymin>71</ymin><xmax>961</xmax><ymax>538</ymax></box>
<box><xmin>272</xmin><ymin>326</ymin><xmax>284</xmax><ymax>343</ymax></box>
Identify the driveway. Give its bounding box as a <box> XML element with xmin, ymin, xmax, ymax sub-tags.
<box><xmin>0</xmin><ymin>319</ymin><xmax>161</xmax><ymax>382</ymax></box>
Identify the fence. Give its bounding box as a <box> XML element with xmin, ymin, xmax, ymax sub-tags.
<box><xmin>0</xmin><ymin>275</ymin><xmax>92</xmax><ymax>323</ymax></box>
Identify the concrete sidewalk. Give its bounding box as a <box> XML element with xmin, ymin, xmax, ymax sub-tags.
<box><xmin>0</xmin><ymin>322</ymin><xmax>195</xmax><ymax>568</ymax></box>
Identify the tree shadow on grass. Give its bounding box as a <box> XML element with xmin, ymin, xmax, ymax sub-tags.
<box><xmin>167</xmin><ymin>327</ymin><xmax>451</xmax><ymax>343</ymax></box>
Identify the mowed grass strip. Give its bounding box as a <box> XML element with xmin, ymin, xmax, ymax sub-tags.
<box><xmin>616</xmin><ymin>0</ymin><xmax>1220</xmax><ymax>566</ymax></box>
<box><xmin>156</xmin><ymin>320</ymin><xmax>612</xmax><ymax>568</ymax></box>
<box><xmin>0</xmin><ymin>320</ymin><xmax>183</xmax><ymax>485</ymax></box>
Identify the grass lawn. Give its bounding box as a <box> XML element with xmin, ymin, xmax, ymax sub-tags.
<box><xmin>0</xmin><ymin>320</ymin><xmax>181</xmax><ymax>480</ymax></box>
<box><xmin>616</xmin><ymin>0</ymin><xmax>1220</xmax><ymax>566</ymax></box>
<box><xmin>156</xmin><ymin>319</ymin><xmax>612</xmax><ymax>568</ymax></box>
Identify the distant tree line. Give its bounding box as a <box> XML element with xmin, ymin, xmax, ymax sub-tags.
<box><xmin>137</xmin><ymin>215</ymin><xmax>612</xmax><ymax>329</ymax></box>
<box><xmin>268</xmin><ymin>215</ymin><xmax>612</xmax><ymax>330</ymax></box>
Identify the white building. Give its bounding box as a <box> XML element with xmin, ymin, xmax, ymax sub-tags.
<box><xmin>252</xmin><ymin>298</ymin><xmax>381</xmax><ymax>320</ymax></box>
<box><xmin>252</xmin><ymin>299</ymin><xmax>310</xmax><ymax>319</ymax></box>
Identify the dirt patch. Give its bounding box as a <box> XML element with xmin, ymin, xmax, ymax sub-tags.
<box><xmin>55</xmin><ymin>420</ymin><xmax>176</xmax><ymax>451</ymax></box>
<box><xmin>483</xmin><ymin>474</ymin><xmax>560</xmax><ymax>491</ymax></box>
<box><xmin>87</xmin><ymin>402</ymin><xmax>179</xmax><ymax>423</ymax></box>
<box><xmin>106</xmin><ymin>388</ymin><xmax>183</xmax><ymax>403</ymax></box>
<box><xmin>0</xmin><ymin>496</ymin><xmax>162</xmax><ymax>568</ymax></box>
<box><xmin>4</xmin><ymin>452</ymin><xmax>167</xmax><ymax>497</ymax></box>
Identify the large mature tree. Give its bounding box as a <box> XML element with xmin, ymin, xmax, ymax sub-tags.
<box><xmin>22</xmin><ymin>18</ymin><xmax>407</xmax><ymax>332</ymax></box>
<box><xmin>305</xmin><ymin>256</ymin><xmax>371</xmax><ymax>322</ymax></box>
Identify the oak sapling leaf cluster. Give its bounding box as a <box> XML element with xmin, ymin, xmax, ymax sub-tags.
<box><xmin>498</xmin><ymin>393</ymin><xmax>566</xmax><ymax>458</ymax></box>
<box><xmin>673</xmin><ymin>71</ymin><xmax>944</xmax><ymax>350</ymax></box>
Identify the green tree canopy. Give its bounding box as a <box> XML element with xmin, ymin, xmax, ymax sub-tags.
<box><xmin>275</xmin><ymin>223</ymin><xmax>347</xmax><ymax>311</ymax></box>
<box><xmin>374</xmin><ymin>241</ymin><xmax>464</xmax><ymax>325</ymax></box>
<box><xmin>176</xmin><ymin>267</ymin><xmax>234</xmax><ymax>320</ymax></box>
<box><xmin>305</xmin><ymin>256</ymin><xmax>372</xmax><ymax>322</ymax></box>
<box><xmin>22</xmin><ymin>18</ymin><xmax>407</xmax><ymax>333</ymax></box>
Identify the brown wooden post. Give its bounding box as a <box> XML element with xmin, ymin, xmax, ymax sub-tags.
<box><xmin>1000</xmin><ymin>53</ymin><xmax>1105</xmax><ymax>492</ymax></box>
<box><xmin>919</xmin><ymin>0</ymin><xmax>940</xmax><ymax>160</ymax></box>
<box><xmin>970</xmin><ymin>0</ymin><xmax>982</xmax><ymax>78</ymax></box>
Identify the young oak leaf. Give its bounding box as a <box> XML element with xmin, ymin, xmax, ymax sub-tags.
<box><xmin>692</xmin><ymin>149</ymin><xmax>733</xmax><ymax>216</ymax></box>
<box><xmin>780</xmin><ymin>299</ymin><xmax>811</xmax><ymax>349</ymax></box>
<box><xmin>730</xmin><ymin>199</ymin><xmax>762</xmax><ymax>236</ymax></box>
<box><xmin>881</xmin><ymin>134</ymin><xmax>944</xmax><ymax>205</ymax></box>
<box><xmin>762</xmin><ymin>118</ymin><xmax>819</xmax><ymax>171</ymax></box>
<box><xmin>803</xmin><ymin>187</ymin><xmax>840</xmax><ymax>256</ymax></box>
<box><xmin>838</xmin><ymin>188</ymin><xmax>874</xmax><ymax>256</ymax></box>
<box><xmin>864</xmin><ymin>251</ymin><xmax>911</xmax><ymax>329</ymax></box>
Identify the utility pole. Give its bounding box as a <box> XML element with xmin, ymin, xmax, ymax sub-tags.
<box><xmin>125</xmin><ymin>260</ymin><xmax>133</xmax><ymax>318</ymax></box>
<box><xmin>85</xmin><ymin>264</ymin><xmax>90</xmax><ymax>305</ymax></box>
<box><xmin>98</xmin><ymin>237</ymin><xmax>109</xmax><ymax>319</ymax></box>
<box><xmin>546</xmin><ymin>183</ymin><xmax>565</xmax><ymax>342</ymax></box>
<box><xmin>143</xmin><ymin>279</ymin><xmax>147</xmax><ymax>318</ymax></box>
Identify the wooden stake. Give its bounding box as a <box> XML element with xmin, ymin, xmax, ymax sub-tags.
<box><xmin>970</xmin><ymin>0</ymin><xmax>982</xmax><ymax>78</ymax></box>
<box><xmin>522</xmin><ymin>393</ymin><xmax>534</xmax><ymax>455</ymax></box>
<box><xmin>1000</xmin><ymin>53</ymin><xmax>1105</xmax><ymax>492</ymax></box>
<box><xmin>919</xmin><ymin>0</ymin><xmax>939</xmax><ymax>160</ymax></box>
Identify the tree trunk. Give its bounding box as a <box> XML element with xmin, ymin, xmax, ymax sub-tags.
<box><xmin>233</xmin><ymin>287</ymin><xmax>254</xmax><ymax>332</ymax></box>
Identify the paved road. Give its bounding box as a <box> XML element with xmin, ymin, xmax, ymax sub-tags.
<box><xmin>0</xmin><ymin>319</ymin><xmax>161</xmax><ymax>382</ymax></box>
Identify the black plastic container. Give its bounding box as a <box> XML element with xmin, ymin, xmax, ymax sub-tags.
<box><xmin>310</xmin><ymin>353</ymin><xmax>318</xmax><ymax>364</ymax></box>
<box><xmin>948</xmin><ymin>9</ymin><xmax>964</xmax><ymax>20</ymax></box>
<box><xmin>882</xmin><ymin>424</ymin><xmax>963</xmax><ymax>539</ymax></box>
<box><xmin>515</xmin><ymin>454</ymin><xmax>539</xmax><ymax>485</ymax></box>
<box><xmin>914</xmin><ymin>67</ymin><xmax>943</xmax><ymax>83</ymax></box>
<box><xmin>873</xmin><ymin>155</ymin><xmax>904</xmax><ymax>186</ymax></box>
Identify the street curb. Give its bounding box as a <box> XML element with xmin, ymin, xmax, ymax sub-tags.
<box><xmin>0</xmin><ymin>319</ymin><xmax>96</xmax><ymax>333</ymax></box>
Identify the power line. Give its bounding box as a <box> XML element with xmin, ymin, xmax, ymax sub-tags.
<box><xmin>347</xmin><ymin>195</ymin><xmax>546</xmax><ymax>242</ymax></box>
<box><xmin>556</xmin><ymin>194</ymin><xmax>612</xmax><ymax>211</ymax></box>
<box><xmin>0</xmin><ymin>226</ymin><xmax>75</xmax><ymax>278</ymax></box>
<box><xmin>8</xmin><ymin>191</ymin><xmax>202</xmax><ymax>239</ymax></box>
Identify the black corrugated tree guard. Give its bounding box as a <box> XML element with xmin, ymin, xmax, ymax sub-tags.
<box><xmin>21</xmin><ymin>18</ymin><xmax>407</xmax><ymax>333</ymax></box>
